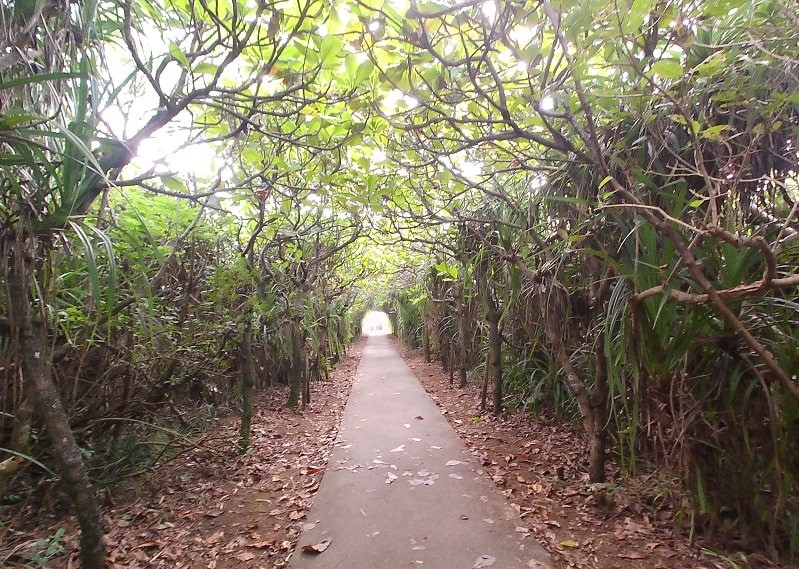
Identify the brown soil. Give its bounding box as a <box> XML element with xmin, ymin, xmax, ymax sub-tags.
<box><xmin>0</xmin><ymin>339</ymin><xmax>363</xmax><ymax>569</ymax></box>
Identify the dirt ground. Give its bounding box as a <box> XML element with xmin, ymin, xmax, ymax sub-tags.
<box><xmin>1</xmin><ymin>336</ymin><xmax>791</xmax><ymax>568</ymax></box>
<box><xmin>1</xmin><ymin>340</ymin><xmax>363</xmax><ymax>569</ymax></box>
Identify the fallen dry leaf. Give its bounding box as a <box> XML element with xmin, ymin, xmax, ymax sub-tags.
<box><xmin>234</xmin><ymin>551</ymin><xmax>256</xmax><ymax>561</ymax></box>
<box><xmin>204</xmin><ymin>530</ymin><xmax>225</xmax><ymax>546</ymax></box>
<box><xmin>302</xmin><ymin>538</ymin><xmax>332</xmax><ymax>554</ymax></box>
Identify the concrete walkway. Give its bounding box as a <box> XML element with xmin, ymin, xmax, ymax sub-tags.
<box><xmin>289</xmin><ymin>335</ymin><xmax>552</xmax><ymax>569</ymax></box>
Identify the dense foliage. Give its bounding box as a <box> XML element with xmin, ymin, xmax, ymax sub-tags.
<box><xmin>1</xmin><ymin>0</ymin><xmax>798</xmax><ymax>565</ymax></box>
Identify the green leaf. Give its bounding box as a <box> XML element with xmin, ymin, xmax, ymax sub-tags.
<box><xmin>699</xmin><ymin>124</ymin><xmax>731</xmax><ymax>141</ymax></box>
<box><xmin>319</xmin><ymin>36</ymin><xmax>342</xmax><ymax>66</ymax></box>
<box><xmin>367</xmin><ymin>174</ymin><xmax>379</xmax><ymax>193</ymax></box>
<box><xmin>627</xmin><ymin>0</ymin><xmax>655</xmax><ymax>31</ymax></box>
<box><xmin>345</xmin><ymin>54</ymin><xmax>359</xmax><ymax>81</ymax></box>
<box><xmin>355</xmin><ymin>60</ymin><xmax>374</xmax><ymax>85</ymax></box>
<box><xmin>434</xmin><ymin>261</ymin><xmax>458</xmax><ymax>280</ymax></box>
<box><xmin>67</xmin><ymin>221</ymin><xmax>101</xmax><ymax>308</ymax></box>
<box><xmin>169</xmin><ymin>41</ymin><xmax>190</xmax><ymax>68</ymax></box>
<box><xmin>703</xmin><ymin>0</ymin><xmax>747</xmax><ymax>17</ymax></box>
<box><xmin>85</xmin><ymin>223</ymin><xmax>117</xmax><ymax>316</ymax></box>
<box><xmin>694</xmin><ymin>52</ymin><xmax>725</xmax><ymax>77</ymax></box>
<box><xmin>161</xmin><ymin>176</ymin><xmax>187</xmax><ymax>192</ymax></box>
<box><xmin>0</xmin><ymin>153</ymin><xmax>30</xmax><ymax>166</ymax></box>
<box><xmin>0</xmin><ymin>72</ymin><xmax>85</xmax><ymax>91</ymax></box>
<box><xmin>414</xmin><ymin>1</ymin><xmax>448</xmax><ymax>15</ymax></box>
<box><xmin>0</xmin><ymin>109</ymin><xmax>39</xmax><ymax>129</ymax></box>
<box><xmin>193</xmin><ymin>62</ymin><xmax>218</xmax><ymax>75</ymax></box>
<box><xmin>651</xmin><ymin>60</ymin><xmax>683</xmax><ymax>79</ymax></box>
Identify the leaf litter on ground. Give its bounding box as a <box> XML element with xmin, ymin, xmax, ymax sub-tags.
<box><xmin>3</xmin><ymin>339</ymin><xmax>364</xmax><ymax>569</ymax></box>
<box><xmin>400</xmin><ymin>340</ymin><xmax>788</xmax><ymax>569</ymax></box>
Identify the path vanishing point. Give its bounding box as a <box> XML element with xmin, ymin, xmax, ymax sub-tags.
<box><xmin>288</xmin><ymin>334</ymin><xmax>552</xmax><ymax>569</ymax></box>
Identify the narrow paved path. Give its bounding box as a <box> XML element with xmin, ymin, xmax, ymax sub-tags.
<box><xmin>289</xmin><ymin>335</ymin><xmax>552</xmax><ymax>569</ymax></box>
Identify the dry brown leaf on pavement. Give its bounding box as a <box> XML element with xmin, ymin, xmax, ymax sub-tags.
<box><xmin>301</xmin><ymin>538</ymin><xmax>331</xmax><ymax>554</ymax></box>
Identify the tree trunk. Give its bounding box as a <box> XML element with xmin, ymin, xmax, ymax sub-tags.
<box><xmin>24</xmin><ymin>324</ymin><xmax>107</xmax><ymax>568</ymax></box>
<box><xmin>422</xmin><ymin>322</ymin><xmax>431</xmax><ymax>362</ymax></box>
<box><xmin>448</xmin><ymin>342</ymin><xmax>455</xmax><ymax>385</ymax></box>
<box><xmin>457</xmin><ymin>305</ymin><xmax>469</xmax><ymax>388</ymax></box>
<box><xmin>287</xmin><ymin>321</ymin><xmax>303</xmax><ymax>408</ymax></box>
<box><xmin>476</xmin><ymin>260</ymin><xmax>503</xmax><ymax>414</ymax></box>
<box><xmin>302</xmin><ymin>341</ymin><xmax>311</xmax><ymax>408</ymax></box>
<box><xmin>10</xmin><ymin>235</ymin><xmax>106</xmax><ymax>569</ymax></box>
<box><xmin>238</xmin><ymin>320</ymin><xmax>255</xmax><ymax>453</ymax></box>
<box><xmin>588</xmin><ymin>332</ymin><xmax>609</xmax><ymax>483</ymax></box>
<box><xmin>545</xmin><ymin>320</ymin><xmax>602</xmax><ymax>481</ymax></box>
<box><xmin>549</xmin><ymin>336</ymin><xmax>595</xmax><ymax>437</ymax></box>
<box><xmin>480</xmin><ymin>352</ymin><xmax>490</xmax><ymax>412</ymax></box>
<box><xmin>487</xmin><ymin>307</ymin><xmax>503</xmax><ymax>415</ymax></box>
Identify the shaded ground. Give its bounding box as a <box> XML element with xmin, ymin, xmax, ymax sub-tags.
<box><xmin>0</xmin><ymin>339</ymin><xmax>363</xmax><ymax>569</ymax></box>
<box><xmin>400</xmin><ymin>342</ymin><xmax>786</xmax><ymax>569</ymax></box>
<box><xmin>3</xmin><ymin>336</ymin><xmax>790</xmax><ymax>569</ymax></box>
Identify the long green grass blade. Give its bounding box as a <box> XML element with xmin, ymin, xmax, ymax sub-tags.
<box><xmin>0</xmin><ymin>72</ymin><xmax>85</xmax><ymax>91</ymax></box>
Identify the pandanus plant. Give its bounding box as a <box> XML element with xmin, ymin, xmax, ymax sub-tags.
<box><xmin>0</xmin><ymin>2</ymin><xmax>112</xmax><ymax>566</ymax></box>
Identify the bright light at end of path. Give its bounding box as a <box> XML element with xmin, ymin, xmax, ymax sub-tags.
<box><xmin>362</xmin><ymin>311</ymin><xmax>392</xmax><ymax>336</ymax></box>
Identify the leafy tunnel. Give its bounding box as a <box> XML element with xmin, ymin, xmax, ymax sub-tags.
<box><xmin>1</xmin><ymin>0</ymin><xmax>798</xmax><ymax>566</ymax></box>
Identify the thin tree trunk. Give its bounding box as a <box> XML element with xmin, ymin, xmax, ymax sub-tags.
<box><xmin>458</xmin><ymin>305</ymin><xmax>468</xmax><ymax>388</ymax></box>
<box><xmin>480</xmin><ymin>352</ymin><xmax>490</xmax><ymax>412</ymax></box>
<box><xmin>10</xmin><ymin>235</ymin><xmax>106</xmax><ymax>569</ymax></box>
<box><xmin>238</xmin><ymin>320</ymin><xmax>255</xmax><ymax>453</ymax></box>
<box><xmin>302</xmin><ymin>341</ymin><xmax>311</xmax><ymax>408</ymax></box>
<box><xmin>24</xmin><ymin>324</ymin><xmax>106</xmax><ymax>568</ymax></box>
<box><xmin>487</xmin><ymin>307</ymin><xmax>503</xmax><ymax>415</ymax></box>
<box><xmin>287</xmin><ymin>321</ymin><xmax>303</xmax><ymax>408</ymax></box>
<box><xmin>476</xmin><ymin>259</ymin><xmax>503</xmax><ymax>414</ymax></box>
<box><xmin>549</xmin><ymin>335</ymin><xmax>595</xmax><ymax>438</ymax></box>
<box><xmin>448</xmin><ymin>342</ymin><xmax>455</xmax><ymax>385</ymax></box>
<box><xmin>588</xmin><ymin>332</ymin><xmax>609</xmax><ymax>483</ymax></box>
<box><xmin>422</xmin><ymin>322</ymin><xmax>431</xmax><ymax>362</ymax></box>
